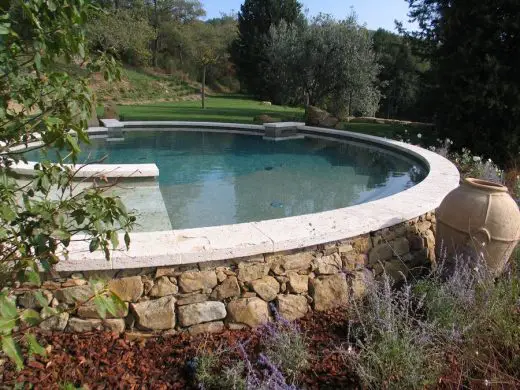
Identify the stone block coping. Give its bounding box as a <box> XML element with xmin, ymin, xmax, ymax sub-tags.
<box><xmin>11</xmin><ymin>121</ymin><xmax>460</xmax><ymax>271</ymax></box>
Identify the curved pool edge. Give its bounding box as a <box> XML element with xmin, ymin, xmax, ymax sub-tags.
<box><xmin>51</xmin><ymin>121</ymin><xmax>460</xmax><ymax>272</ymax></box>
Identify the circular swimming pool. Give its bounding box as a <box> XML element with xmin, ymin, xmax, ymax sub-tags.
<box><xmin>25</xmin><ymin>130</ymin><xmax>427</xmax><ymax>229</ymax></box>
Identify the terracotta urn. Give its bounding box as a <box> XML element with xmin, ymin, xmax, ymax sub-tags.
<box><xmin>435</xmin><ymin>178</ymin><xmax>520</xmax><ymax>275</ymax></box>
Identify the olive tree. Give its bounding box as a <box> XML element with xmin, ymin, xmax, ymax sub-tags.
<box><xmin>0</xmin><ymin>0</ymin><xmax>135</xmax><ymax>368</ymax></box>
<box><xmin>266</xmin><ymin>14</ymin><xmax>381</xmax><ymax>116</ymax></box>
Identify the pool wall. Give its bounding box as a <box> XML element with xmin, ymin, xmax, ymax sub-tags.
<box><xmin>13</xmin><ymin>121</ymin><xmax>459</xmax><ymax>334</ymax></box>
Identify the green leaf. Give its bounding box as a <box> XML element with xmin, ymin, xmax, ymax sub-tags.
<box><xmin>0</xmin><ymin>23</ymin><xmax>10</xmax><ymax>35</ymax></box>
<box><xmin>2</xmin><ymin>335</ymin><xmax>24</xmax><ymax>370</ymax></box>
<box><xmin>0</xmin><ymin>295</ymin><xmax>17</xmax><ymax>319</ymax></box>
<box><xmin>89</xmin><ymin>238</ymin><xmax>99</xmax><ymax>252</ymax></box>
<box><xmin>21</xmin><ymin>309</ymin><xmax>40</xmax><ymax>326</ymax></box>
<box><xmin>93</xmin><ymin>295</ymin><xmax>107</xmax><ymax>319</ymax></box>
<box><xmin>25</xmin><ymin>270</ymin><xmax>41</xmax><ymax>286</ymax></box>
<box><xmin>124</xmin><ymin>232</ymin><xmax>130</xmax><ymax>250</ymax></box>
<box><xmin>33</xmin><ymin>291</ymin><xmax>49</xmax><ymax>308</ymax></box>
<box><xmin>50</xmin><ymin>230</ymin><xmax>71</xmax><ymax>241</ymax></box>
<box><xmin>0</xmin><ymin>318</ymin><xmax>16</xmax><ymax>335</ymax></box>
<box><xmin>25</xmin><ymin>333</ymin><xmax>46</xmax><ymax>357</ymax></box>
<box><xmin>110</xmin><ymin>231</ymin><xmax>119</xmax><ymax>249</ymax></box>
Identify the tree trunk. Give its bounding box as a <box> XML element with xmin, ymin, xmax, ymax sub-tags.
<box><xmin>348</xmin><ymin>91</ymin><xmax>353</xmax><ymax>117</ymax></box>
<box><xmin>152</xmin><ymin>0</ymin><xmax>158</xmax><ymax>67</ymax></box>
<box><xmin>201</xmin><ymin>65</ymin><xmax>206</xmax><ymax>109</ymax></box>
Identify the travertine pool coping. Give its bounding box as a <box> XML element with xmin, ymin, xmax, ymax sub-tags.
<box><xmin>16</xmin><ymin>121</ymin><xmax>460</xmax><ymax>271</ymax></box>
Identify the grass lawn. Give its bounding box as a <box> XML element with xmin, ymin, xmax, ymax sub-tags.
<box><xmin>113</xmin><ymin>94</ymin><xmax>437</xmax><ymax>143</ymax></box>
<box><xmin>117</xmin><ymin>95</ymin><xmax>305</xmax><ymax>124</ymax></box>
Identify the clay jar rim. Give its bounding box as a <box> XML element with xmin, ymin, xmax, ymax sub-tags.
<box><xmin>463</xmin><ymin>178</ymin><xmax>508</xmax><ymax>193</ymax></box>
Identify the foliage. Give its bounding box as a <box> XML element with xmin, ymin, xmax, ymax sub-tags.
<box><xmin>372</xmin><ymin>29</ymin><xmax>426</xmax><ymax>121</ymax></box>
<box><xmin>231</xmin><ymin>0</ymin><xmax>304</xmax><ymax>98</ymax></box>
<box><xmin>259</xmin><ymin>311</ymin><xmax>310</xmax><ymax>384</ymax></box>
<box><xmin>86</xmin><ymin>7</ymin><xmax>155</xmax><ymax>65</ymax></box>
<box><xmin>266</xmin><ymin>13</ymin><xmax>381</xmax><ymax>116</ymax></box>
<box><xmin>0</xmin><ymin>0</ymin><xmax>135</xmax><ymax>368</ymax></box>
<box><xmin>347</xmin><ymin>275</ymin><xmax>443</xmax><ymax>389</ymax></box>
<box><xmin>404</xmin><ymin>0</ymin><xmax>520</xmax><ymax>167</ymax></box>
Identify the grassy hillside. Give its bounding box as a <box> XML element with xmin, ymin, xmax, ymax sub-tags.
<box><xmin>93</xmin><ymin>68</ymin><xmax>198</xmax><ymax>103</ymax></box>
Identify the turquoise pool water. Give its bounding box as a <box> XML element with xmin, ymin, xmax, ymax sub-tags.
<box><xmin>25</xmin><ymin>131</ymin><xmax>427</xmax><ymax>229</ymax></box>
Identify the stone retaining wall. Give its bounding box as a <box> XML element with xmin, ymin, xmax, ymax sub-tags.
<box><xmin>14</xmin><ymin>213</ymin><xmax>436</xmax><ymax>335</ymax></box>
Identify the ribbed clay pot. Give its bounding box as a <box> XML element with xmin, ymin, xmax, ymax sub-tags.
<box><xmin>436</xmin><ymin>178</ymin><xmax>520</xmax><ymax>275</ymax></box>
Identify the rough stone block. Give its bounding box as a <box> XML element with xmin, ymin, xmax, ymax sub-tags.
<box><xmin>269</xmin><ymin>252</ymin><xmax>313</xmax><ymax>275</ymax></box>
<box><xmin>237</xmin><ymin>263</ymin><xmax>270</xmax><ymax>282</ymax></box>
<box><xmin>211</xmin><ymin>276</ymin><xmax>241</xmax><ymax>300</ymax></box>
<box><xmin>131</xmin><ymin>296</ymin><xmax>176</xmax><ymax>330</ymax></box>
<box><xmin>287</xmin><ymin>272</ymin><xmax>308</xmax><ymax>294</ymax></box>
<box><xmin>276</xmin><ymin>294</ymin><xmax>308</xmax><ymax>321</ymax></box>
<box><xmin>314</xmin><ymin>253</ymin><xmax>342</xmax><ymax>274</ymax></box>
<box><xmin>149</xmin><ymin>276</ymin><xmax>178</xmax><ymax>297</ymax></box>
<box><xmin>391</xmin><ymin>237</ymin><xmax>410</xmax><ymax>256</ymax></box>
<box><xmin>178</xmin><ymin>271</ymin><xmax>218</xmax><ymax>293</ymax></box>
<box><xmin>250</xmin><ymin>276</ymin><xmax>280</xmax><ymax>301</ymax></box>
<box><xmin>227</xmin><ymin>297</ymin><xmax>269</xmax><ymax>327</ymax></box>
<box><xmin>67</xmin><ymin>318</ymin><xmax>103</xmax><ymax>332</ymax></box>
<box><xmin>176</xmin><ymin>293</ymin><xmax>209</xmax><ymax>306</ymax></box>
<box><xmin>188</xmin><ymin>321</ymin><xmax>225</xmax><ymax>335</ymax></box>
<box><xmin>310</xmin><ymin>274</ymin><xmax>349</xmax><ymax>311</ymax></box>
<box><xmin>178</xmin><ymin>301</ymin><xmax>227</xmax><ymax>327</ymax></box>
<box><xmin>54</xmin><ymin>285</ymin><xmax>93</xmax><ymax>305</ymax></box>
<box><xmin>352</xmin><ymin>236</ymin><xmax>371</xmax><ymax>253</ymax></box>
<box><xmin>108</xmin><ymin>276</ymin><xmax>144</xmax><ymax>302</ymax></box>
<box><xmin>39</xmin><ymin>312</ymin><xmax>69</xmax><ymax>331</ymax></box>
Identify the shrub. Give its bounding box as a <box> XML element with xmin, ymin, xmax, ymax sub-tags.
<box><xmin>347</xmin><ymin>275</ymin><xmax>444</xmax><ymax>389</ymax></box>
<box><xmin>259</xmin><ymin>310</ymin><xmax>310</xmax><ymax>384</ymax></box>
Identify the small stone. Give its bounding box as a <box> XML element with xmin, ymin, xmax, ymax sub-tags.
<box><xmin>131</xmin><ymin>297</ymin><xmax>176</xmax><ymax>330</ymax></box>
<box><xmin>143</xmin><ymin>278</ymin><xmax>154</xmax><ymax>295</ymax></box>
<box><xmin>227</xmin><ymin>323</ymin><xmax>247</xmax><ymax>330</ymax></box>
<box><xmin>177</xmin><ymin>302</ymin><xmax>226</xmax><ymax>327</ymax></box>
<box><xmin>176</xmin><ymin>293</ymin><xmax>208</xmax><ymax>306</ymax></box>
<box><xmin>287</xmin><ymin>272</ymin><xmax>308</xmax><ymax>294</ymax></box>
<box><xmin>71</xmin><ymin>273</ymin><xmax>84</xmax><ymax>279</ymax></box>
<box><xmin>352</xmin><ymin>236</ymin><xmax>371</xmax><ymax>253</ymax></box>
<box><xmin>42</xmin><ymin>281</ymin><xmax>61</xmax><ymax>290</ymax></box>
<box><xmin>39</xmin><ymin>312</ymin><xmax>69</xmax><ymax>331</ymax></box>
<box><xmin>227</xmin><ymin>298</ymin><xmax>269</xmax><ymax>327</ymax></box>
<box><xmin>310</xmin><ymin>274</ymin><xmax>349</xmax><ymax>311</ymax></box>
<box><xmin>67</xmin><ymin>318</ymin><xmax>103</xmax><ymax>332</ymax></box>
<box><xmin>320</xmin><ymin>243</ymin><xmax>338</xmax><ymax>256</ymax></box>
<box><xmin>125</xmin><ymin>332</ymin><xmax>154</xmax><ymax>342</ymax></box>
<box><xmin>108</xmin><ymin>276</ymin><xmax>144</xmax><ymax>303</ymax></box>
<box><xmin>61</xmin><ymin>279</ymin><xmax>87</xmax><ymax>287</ymax></box>
<box><xmin>103</xmin><ymin>319</ymin><xmax>126</xmax><ymax>333</ymax></box>
<box><xmin>314</xmin><ymin>253</ymin><xmax>342</xmax><ymax>274</ymax></box>
<box><xmin>77</xmin><ymin>302</ymin><xmax>129</xmax><ymax>319</ymax></box>
<box><xmin>268</xmin><ymin>252</ymin><xmax>313</xmax><ymax>275</ymax></box>
<box><xmin>250</xmin><ymin>276</ymin><xmax>279</xmax><ymax>301</ymax></box>
<box><xmin>242</xmin><ymin>292</ymin><xmax>257</xmax><ymax>298</ymax></box>
<box><xmin>211</xmin><ymin>276</ymin><xmax>241</xmax><ymax>300</ymax></box>
<box><xmin>338</xmin><ymin>244</ymin><xmax>353</xmax><ymax>254</ymax></box>
<box><xmin>424</xmin><ymin>230</ymin><xmax>435</xmax><ymax>249</ymax></box>
<box><xmin>237</xmin><ymin>263</ymin><xmax>270</xmax><ymax>282</ymax></box>
<box><xmin>276</xmin><ymin>295</ymin><xmax>308</xmax><ymax>321</ymax></box>
<box><xmin>216</xmin><ymin>270</ymin><xmax>227</xmax><ymax>283</ymax></box>
<box><xmin>188</xmin><ymin>321</ymin><xmax>225</xmax><ymax>335</ymax></box>
<box><xmin>178</xmin><ymin>271</ymin><xmax>218</xmax><ymax>293</ymax></box>
<box><xmin>416</xmin><ymin>221</ymin><xmax>432</xmax><ymax>234</ymax></box>
<box><xmin>149</xmin><ymin>276</ymin><xmax>178</xmax><ymax>297</ymax></box>
<box><xmin>382</xmin><ymin>261</ymin><xmax>410</xmax><ymax>283</ymax></box>
<box><xmin>155</xmin><ymin>267</ymin><xmax>177</xmax><ymax>278</ymax></box>
<box><xmin>54</xmin><ymin>285</ymin><xmax>93</xmax><ymax>305</ymax></box>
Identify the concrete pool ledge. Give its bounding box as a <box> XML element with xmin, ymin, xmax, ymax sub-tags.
<box><xmin>54</xmin><ymin>123</ymin><xmax>460</xmax><ymax>272</ymax></box>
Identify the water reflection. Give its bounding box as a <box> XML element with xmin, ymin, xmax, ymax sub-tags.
<box><xmin>24</xmin><ymin>131</ymin><xmax>427</xmax><ymax>229</ymax></box>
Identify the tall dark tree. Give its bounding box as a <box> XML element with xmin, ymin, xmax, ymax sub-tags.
<box><xmin>405</xmin><ymin>0</ymin><xmax>520</xmax><ymax>166</ymax></box>
<box><xmin>231</xmin><ymin>0</ymin><xmax>304</xmax><ymax>98</ymax></box>
<box><xmin>373</xmin><ymin>29</ymin><xmax>424</xmax><ymax>120</ymax></box>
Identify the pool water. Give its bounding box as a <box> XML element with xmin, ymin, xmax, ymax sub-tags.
<box><xmin>25</xmin><ymin>131</ymin><xmax>427</xmax><ymax>229</ymax></box>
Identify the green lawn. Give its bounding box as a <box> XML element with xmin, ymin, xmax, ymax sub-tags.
<box><xmin>117</xmin><ymin>95</ymin><xmax>305</xmax><ymax>123</ymax></box>
<box><xmin>112</xmin><ymin>94</ymin><xmax>436</xmax><ymax>143</ymax></box>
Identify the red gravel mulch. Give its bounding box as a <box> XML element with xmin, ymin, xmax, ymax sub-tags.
<box><xmin>1</xmin><ymin>308</ymin><xmax>359</xmax><ymax>389</ymax></box>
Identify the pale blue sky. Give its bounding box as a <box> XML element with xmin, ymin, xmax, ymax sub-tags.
<box><xmin>202</xmin><ymin>0</ymin><xmax>415</xmax><ymax>31</ymax></box>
